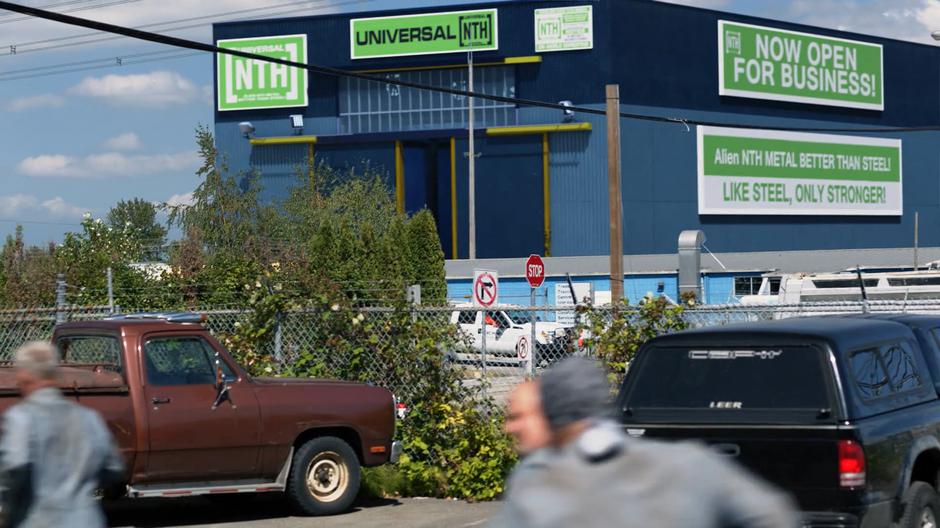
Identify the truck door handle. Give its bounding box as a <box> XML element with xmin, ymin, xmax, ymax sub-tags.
<box><xmin>152</xmin><ymin>397</ymin><xmax>171</xmax><ymax>405</ymax></box>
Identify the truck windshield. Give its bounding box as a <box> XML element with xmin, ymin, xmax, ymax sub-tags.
<box><xmin>623</xmin><ymin>345</ymin><xmax>833</xmax><ymax>423</ymax></box>
<box><xmin>504</xmin><ymin>311</ymin><xmax>531</xmax><ymax>325</ymax></box>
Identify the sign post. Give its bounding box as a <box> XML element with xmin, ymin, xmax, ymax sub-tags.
<box><xmin>525</xmin><ymin>255</ymin><xmax>545</xmax><ymax>377</ymax></box>
<box><xmin>473</xmin><ymin>269</ymin><xmax>498</xmax><ymax>390</ymax></box>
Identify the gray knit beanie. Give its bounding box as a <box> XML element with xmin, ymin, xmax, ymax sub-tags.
<box><xmin>539</xmin><ymin>357</ymin><xmax>611</xmax><ymax>430</ymax></box>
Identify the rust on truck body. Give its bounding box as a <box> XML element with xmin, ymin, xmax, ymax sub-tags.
<box><xmin>0</xmin><ymin>318</ymin><xmax>396</xmax><ymax>491</ymax></box>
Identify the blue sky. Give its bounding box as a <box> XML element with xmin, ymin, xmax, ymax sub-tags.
<box><xmin>2</xmin><ymin>0</ymin><xmax>939</xmax><ymax>244</ymax></box>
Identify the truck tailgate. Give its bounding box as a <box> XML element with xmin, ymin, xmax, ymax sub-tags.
<box><xmin>619</xmin><ymin>343</ymin><xmax>850</xmax><ymax>510</ymax></box>
<box><xmin>632</xmin><ymin>424</ymin><xmax>844</xmax><ymax>510</ymax></box>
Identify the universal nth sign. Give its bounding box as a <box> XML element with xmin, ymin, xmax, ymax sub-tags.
<box><xmin>732</xmin><ymin>33</ymin><xmax>878</xmax><ymax>98</ymax></box>
<box><xmin>234</xmin><ymin>54</ymin><xmax>292</xmax><ymax>90</ymax></box>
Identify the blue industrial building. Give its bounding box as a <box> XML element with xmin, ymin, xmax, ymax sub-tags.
<box><xmin>213</xmin><ymin>0</ymin><xmax>940</xmax><ymax>304</ymax></box>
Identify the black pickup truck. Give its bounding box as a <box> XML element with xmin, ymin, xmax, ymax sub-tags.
<box><xmin>616</xmin><ymin>316</ymin><xmax>940</xmax><ymax>528</ymax></box>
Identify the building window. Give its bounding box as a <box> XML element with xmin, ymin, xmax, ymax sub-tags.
<box><xmin>734</xmin><ymin>277</ymin><xmax>761</xmax><ymax>297</ymax></box>
<box><xmin>339</xmin><ymin>65</ymin><xmax>516</xmax><ymax>134</ymax></box>
<box><xmin>733</xmin><ymin>276</ymin><xmax>781</xmax><ymax>297</ymax></box>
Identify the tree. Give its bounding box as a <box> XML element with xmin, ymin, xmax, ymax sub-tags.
<box><xmin>107</xmin><ymin>198</ymin><xmax>167</xmax><ymax>261</ymax></box>
<box><xmin>0</xmin><ymin>226</ymin><xmax>57</xmax><ymax>307</ymax></box>
<box><xmin>406</xmin><ymin>210</ymin><xmax>447</xmax><ymax>305</ymax></box>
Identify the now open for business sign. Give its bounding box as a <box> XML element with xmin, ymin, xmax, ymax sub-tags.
<box><xmin>350</xmin><ymin>9</ymin><xmax>498</xmax><ymax>59</ymax></box>
<box><xmin>697</xmin><ymin>126</ymin><xmax>902</xmax><ymax>216</ymax></box>
<box><xmin>718</xmin><ymin>20</ymin><xmax>884</xmax><ymax>110</ymax></box>
<box><xmin>216</xmin><ymin>34</ymin><xmax>307</xmax><ymax>112</ymax></box>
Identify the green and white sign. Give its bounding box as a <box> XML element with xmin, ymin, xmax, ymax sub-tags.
<box><xmin>216</xmin><ymin>34</ymin><xmax>307</xmax><ymax>112</ymax></box>
<box><xmin>718</xmin><ymin>20</ymin><xmax>884</xmax><ymax>110</ymax></box>
<box><xmin>697</xmin><ymin>126</ymin><xmax>902</xmax><ymax>216</ymax></box>
<box><xmin>534</xmin><ymin>5</ymin><xmax>593</xmax><ymax>53</ymax></box>
<box><xmin>350</xmin><ymin>9</ymin><xmax>498</xmax><ymax>59</ymax></box>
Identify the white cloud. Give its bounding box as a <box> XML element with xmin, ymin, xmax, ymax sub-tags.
<box><xmin>17</xmin><ymin>155</ymin><xmax>84</xmax><ymax>177</ymax></box>
<box><xmin>69</xmin><ymin>71</ymin><xmax>200</xmax><ymax>107</ymax></box>
<box><xmin>103</xmin><ymin>132</ymin><xmax>142</xmax><ymax>151</ymax></box>
<box><xmin>0</xmin><ymin>194</ymin><xmax>87</xmax><ymax>219</ymax></box>
<box><xmin>17</xmin><ymin>151</ymin><xmax>199</xmax><ymax>178</ymax></box>
<box><xmin>165</xmin><ymin>192</ymin><xmax>195</xmax><ymax>207</ymax></box>
<box><xmin>40</xmin><ymin>197</ymin><xmax>88</xmax><ymax>218</ymax></box>
<box><xmin>6</xmin><ymin>94</ymin><xmax>65</xmax><ymax>112</ymax></box>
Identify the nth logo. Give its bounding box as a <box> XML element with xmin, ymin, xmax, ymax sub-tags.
<box><xmin>539</xmin><ymin>19</ymin><xmax>560</xmax><ymax>39</ymax></box>
<box><xmin>725</xmin><ymin>30</ymin><xmax>742</xmax><ymax>55</ymax></box>
<box><xmin>459</xmin><ymin>13</ymin><xmax>493</xmax><ymax>47</ymax></box>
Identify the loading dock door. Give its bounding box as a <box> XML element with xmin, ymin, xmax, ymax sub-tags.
<box><xmin>456</xmin><ymin>135</ymin><xmax>544</xmax><ymax>259</ymax></box>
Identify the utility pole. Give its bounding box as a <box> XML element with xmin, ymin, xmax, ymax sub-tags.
<box><xmin>606</xmin><ymin>84</ymin><xmax>624</xmax><ymax>304</ymax></box>
<box><xmin>467</xmin><ymin>49</ymin><xmax>477</xmax><ymax>260</ymax></box>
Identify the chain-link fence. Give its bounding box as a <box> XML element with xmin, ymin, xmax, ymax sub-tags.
<box><xmin>3</xmin><ymin>300</ymin><xmax>940</xmax><ymax>404</ymax></box>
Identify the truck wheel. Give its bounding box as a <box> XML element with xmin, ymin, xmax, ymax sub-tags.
<box><xmin>896</xmin><ymin>481</ymin><xmax>940</xmax><ymax>528</ymax></box>
<box><xmin>287</xmin><ymin>436</ymin><xmax>361</xmax><ymax>516</ymax></box>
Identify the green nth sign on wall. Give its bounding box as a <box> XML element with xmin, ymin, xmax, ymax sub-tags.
<box><xmin>718</xmin><ymin>20</ymin><xmax>884</xmax><ymax>110</ymax></box>
<box><xmin>217</xmin><ymin>34</ymin><xmax>307</xmax><ymax>112</ymax></box>
<box><xmin>350</xmin><ymin>9</ymin><xmax>498</xmax><ymax>59</ymax></box>
<box><xmin>698</xmin><ymin>126</ymin><xmax>901</xmax><ymax>216</ymax></box>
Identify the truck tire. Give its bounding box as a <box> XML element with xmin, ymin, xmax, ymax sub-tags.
<box><xmin>287</xmin><ymin>436</ymin><xmax>361</xmax><ymax>516</ymax></box>
<box><xmin>896</xmin><ymin>481</ymin><xmax>940</xmax><ymax>528</ymax></box>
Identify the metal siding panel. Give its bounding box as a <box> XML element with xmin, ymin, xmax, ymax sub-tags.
<box><xmin>548</xmin><ymin>123</ymin><xmax>606</xmax><ymax>256</ymax></box>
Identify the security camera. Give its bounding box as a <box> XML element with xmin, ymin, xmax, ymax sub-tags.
<box><xmin>238</xmin><ymin>121</ymin><xmax>255</xmax><ymax>138</ymax></box>
<box><xmin>559</xmin><ymin>100</ymin><xmax>574</xmax><ymax>122</ymax></box>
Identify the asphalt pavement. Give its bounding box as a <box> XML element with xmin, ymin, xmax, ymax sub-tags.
<box><xmin>106</xmin><ymin>495</ymin><xmax>500</xmax><ymax>528</ymax></box>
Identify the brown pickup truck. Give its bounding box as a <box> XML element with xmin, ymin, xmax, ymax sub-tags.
<box><xmin>0</xmin><ymin>312</ymin><xmax>400</xmax><ymax>516</ymax></box>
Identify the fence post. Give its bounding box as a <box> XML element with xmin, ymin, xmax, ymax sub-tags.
<box><xmin>273</xmin><ymin>312</ymin><xmax>283</xmax><ymax>365</ymax></box>
<box><xmin>55</xmin><ymin>273</ymin><xmax>66</xmax><ymax>325</ymax></box>
<box><xmin>407</xmin><ymin>284</ymin><xmax>421</xmax><ymax>324</ymax></box>
<box><xmin>106</xmin><ymin>267</ymin><xmax>114</xmax><ymax>314</ymax></box>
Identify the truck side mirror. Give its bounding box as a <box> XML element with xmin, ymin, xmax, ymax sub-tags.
<box><xmin>212</xmin><ymin>352</ymin><xmax>233</xmax><ymax>410</ymax></box>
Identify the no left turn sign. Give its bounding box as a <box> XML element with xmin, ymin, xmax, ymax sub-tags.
<box><xmin>473</xmin><ymin>269</ymin><xmax>499</xmax><ymax>307</ymax></box>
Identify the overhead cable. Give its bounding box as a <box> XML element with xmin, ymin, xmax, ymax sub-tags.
<box><xmin>1</xmin><ymin>1</ymin><xmax>939</xmax><ymax>134</ymax></box>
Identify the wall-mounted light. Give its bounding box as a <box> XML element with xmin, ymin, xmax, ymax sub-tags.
<box><xmin>238</xmin><ymin>121</ymin><xmax>255</xmax><ymax>139</ymax></box>
<box><xmin>289</xmin><ymin>114</ymin><xmax>304</xmax><ymax>134</ymax></box>
<box><xmin>559</xmin><ymin>100</ymin><xmax>574</xmax><ymax>122</ymax></box>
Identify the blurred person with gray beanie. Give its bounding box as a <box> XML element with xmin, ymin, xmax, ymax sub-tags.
<box><xmin>490</xmin><ymin>357</ymin><xmax>798</xmax><ymax>528</ymax></box>
<box><xmin>0</xmin><ymin>341</ymin><xmax>124</xmax><ymax>528</ymax></box>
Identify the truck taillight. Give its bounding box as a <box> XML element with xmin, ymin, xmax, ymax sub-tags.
<box><xmin>838</xmin><ymin>440</ymin><xmax>866</xmax><ymax>488</ymax></box>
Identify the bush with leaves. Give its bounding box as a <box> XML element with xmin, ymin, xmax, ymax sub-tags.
<box><xmin>577</xmin><ymin>295</ymin><xmax>690</xmax><ymax>385</ymax></box>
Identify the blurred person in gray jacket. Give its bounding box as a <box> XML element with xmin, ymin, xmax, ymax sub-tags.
<box><xmin>0</xmin><ymin>341</ymin><xmax>124</xmax><ymax>528</ymax></box>
<box><xmin>491</xmin><ymin>358</ymin><xmax>799</xmax><ymax>528</ymax></box>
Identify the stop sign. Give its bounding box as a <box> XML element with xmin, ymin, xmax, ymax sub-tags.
<box><xmin>525</xmin><ymin>254</ymin><xmax>545</xmax><ymax>288</ymax></box>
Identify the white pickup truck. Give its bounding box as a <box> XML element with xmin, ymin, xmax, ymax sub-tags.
<box><xmin>448</xmin><ymin>304</ymin><xmax>574</xmax><ymax>367</ymax></box>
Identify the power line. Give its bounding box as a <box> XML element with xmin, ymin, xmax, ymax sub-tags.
<box><xmin>0</xmin><ymin>0</ymin><xmax>938</xmax><ymax>134</ymax></box>
<box><xmin>0</xmin><ymin>48</ymin><xmax>190</xmax><ymax>77</ymax></box>
<box><xmin>2</xmin><ymin>0</ymin><xmax>363</xmax><ymax>53</ymax></box>
<box><xmin>0</xmin><ymin>0</ymin><xmax>111</xmax><ymax>17</ymax></box>
<box><xmin>0</xmin><ymin>50</ymin><xmax>199</xmax><ymax>81</ymax></box>
<box><xmin>0</xmin><ymin>0</ymin><xmax>140</xmax><ymax>24</ymax></box>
